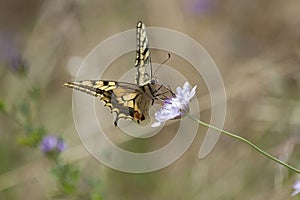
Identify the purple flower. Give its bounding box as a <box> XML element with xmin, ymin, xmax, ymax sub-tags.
<box><xmin>41</xmin><ymin>135</ymin><xmax>66</xmax><ymax>153</ymax></box>
<box><xmin>151</xmin><ymin>82</ymin><xmax>197</xmax><ymax>127</ymax></box>
<box><xmin>56</xmin><ymin>138</ymin><xmax>66</xmax><ymax>152</ymax></box>
<box><xmin>186</xmin><ymin>0</ymin><xmax>213</xmax><ymax>15</ymax></box>
<box><xmin>292</xmin><ymin>180</ymin><xmax>300</xmax><ymax>196</ymax></box>
<box><xmin>0</xmin><ymin>31</ymin><xmax>27</xmax><ymax>75</ymax></box>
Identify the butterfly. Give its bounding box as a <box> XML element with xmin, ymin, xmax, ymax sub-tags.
<box><xmin>64</xmin><ymin>21</ymin><xmax>175</xmax><ymax>126</ymax></box>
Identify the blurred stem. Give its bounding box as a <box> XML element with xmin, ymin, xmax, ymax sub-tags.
<box><xmin>187</xmin><ymin>114</ymin><xmax>300</xmax><ymax>174</ymax></box>
<box><xmin>3</xmin><ymin>106</ymin><xmax>27</xmax><ymax>129</ymax></box>
<box><xmin>55</xmin><ymin>157</ymin><xmax>61</xmax><ymax>166</ymax></box>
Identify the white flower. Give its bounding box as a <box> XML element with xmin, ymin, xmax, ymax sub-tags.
<box><xmin>151</xmin><ymin>81</ymin><xmax>197</xmax><ymax>127</ymax></box>
<box><xmin>292</xmin><ymin>180</ymin><xmax>300</xmax><ymax>196</ymax></box>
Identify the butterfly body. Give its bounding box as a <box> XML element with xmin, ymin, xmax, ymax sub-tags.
<box><xmin>65</xmin><ymin>21</ymin><xmax>174</xmax><ymax>126</ymax></box>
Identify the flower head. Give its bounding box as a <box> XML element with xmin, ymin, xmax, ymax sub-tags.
<box><xmin>40</xmin><ymin>135</ymin><xmax>66</xmax><ymax>154</ymax></box>
<box><xmin>188</xmin><ymin>0</ymin><xmax>212</xmax><ymax>14</ymax></box>
<box><xmin>0</xmin><ymin>31</ymin><xmax>27</xmax><ymax>75</ymax></box>
<box><xmin>292</xmin><ymin>180</ymin><xmax>300</xmax><ymax>196</ymax></box>
<box><xmin>151</xmin><ymin>81</ymin><xmax>197</xmax><ymax>127</ymax></box>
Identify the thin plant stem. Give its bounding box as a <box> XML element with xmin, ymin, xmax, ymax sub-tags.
<box><xmin>187</xmin><ymin>114</ymin><xmax>300</xmax><ymax>174</ymax></box>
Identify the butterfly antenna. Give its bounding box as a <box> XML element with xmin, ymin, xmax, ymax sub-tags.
<box><xmin>153</xmin><ymin>53</ymin><xmax>171</xmax><ymax>76</ymax></box>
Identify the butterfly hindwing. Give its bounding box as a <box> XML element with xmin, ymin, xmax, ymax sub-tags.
<box><xmin>64</xmin><ymin>80</ymin><xmax>154</xmax><ymax>126</ymax></box>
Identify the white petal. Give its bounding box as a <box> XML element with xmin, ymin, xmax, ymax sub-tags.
<box><xmin>291</xmin><ymin>190</ymin><xmax>300</xmax><ymax>196</ymax></box>
<box><xmin>151</xmin><ymin>122</ymin><xmax>162</xmax><ymax>127</ymax></box>
<box><xmin>183</xmin><ymin>81</ymin><xmax>189</xmax><ymax>91</ymax></box>
<box><xmin>176</xmin><ymin>87</ymin><xmax>182</xmax><ymax>95</ymax></box>
<box><xmin>189</xmin><ymin>85</ymin><xmax>197</xmax><ymax>98</ymax></box>
<box><xmin>294</xmin><ymin>181</ymin><xmax>300</xmax><ymax>190</ymax></box>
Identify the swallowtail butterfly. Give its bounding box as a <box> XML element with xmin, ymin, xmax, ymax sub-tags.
<box><xmin>64</xmin><ymin>21</ymin><xmax>174</xmax><ymax>126</ymax></box>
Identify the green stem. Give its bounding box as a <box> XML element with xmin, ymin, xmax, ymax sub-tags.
<box><xmin>187</xmin><ymin>114</ymin><xmax>300</xmax><ymax>174</ymax></box>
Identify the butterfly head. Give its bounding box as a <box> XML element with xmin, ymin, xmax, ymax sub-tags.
<box><xmin>150</xmin><ymin>77</ymin><xmax>158</xmax><ymax>84</ymax></box>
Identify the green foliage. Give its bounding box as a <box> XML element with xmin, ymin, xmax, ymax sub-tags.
<box><xmin>1</xmin><ymin>86</ymin><xmax>45</xmax><ymax>148</ymax></box>
<box><xmin>0</xmin><ymin>99</ymin><xmax>6</xmax><ymax>113</ymax></box>
<box><xmin>17</xmin><ymin>127</ymin><xmax>46</xmax><ymax>147</ymax></box>
<box><xmin>51</xmin><ymin>163</ymin><xmax>80</xmax><ymax>197</ymax></box>
<box><xmin>28</xmin><ymin>86</ymin><xmax>41</xmax><ymax>101</ymax></box>
<box><xmin>13</xmin><ymin>99</ymin><xmax>31</xmax><ymax>126</ymax></box>
<box><xmin>0</xmin><ymin>70</ymin><xmax>104</xmax><ymax>199</ymax></box>
<box><xmin>88</xmin><ymin>179</ymin><xmax>103</xmax><ymax>200</ymax></box>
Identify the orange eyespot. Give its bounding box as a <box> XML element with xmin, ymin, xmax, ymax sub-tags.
<box><xmin>134</xmin><ymin>111</ymin><xmax>145</xmax><ymax>121</ymax></box>
<box><xmin>134</xmin><ymin>111</ymin><xmax>142</xmax><ymax>120</ymax></box>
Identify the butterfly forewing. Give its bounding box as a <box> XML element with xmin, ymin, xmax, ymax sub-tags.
<box><xmin>135</xmin><ymin>21</ymin><xmax>152</xmax><ymax>86</ymax></box>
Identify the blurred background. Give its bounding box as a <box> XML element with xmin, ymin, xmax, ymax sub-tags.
<box><xmin>1</xmin><ymin>0</ymin><xmax>300</xmax><ymax>199</ymax></box>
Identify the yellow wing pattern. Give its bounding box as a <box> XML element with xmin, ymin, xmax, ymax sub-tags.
<box><xmin>64</xmin><ymin>80</ymin><xmax>153</xmax><ymax>126</ymax></box>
